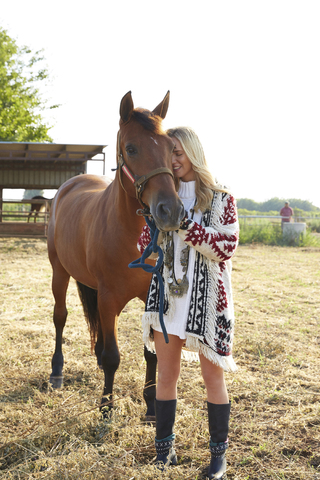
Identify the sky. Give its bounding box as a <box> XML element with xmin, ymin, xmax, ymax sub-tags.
<box><xmin>1</xmin><ymin>0</ymin><xmax>320</xmax><ymax>207</ymax></box>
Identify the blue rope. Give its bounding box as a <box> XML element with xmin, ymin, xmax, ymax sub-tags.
<box><xmin>128</xmin><ymin>216</ymin><xmax>169</xmax><ymax>344</ymax></box>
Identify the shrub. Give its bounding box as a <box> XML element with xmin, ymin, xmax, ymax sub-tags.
<box><xmin>239</xmin><ymin>224</ymin><xmax>283</xmax><ymax>246</ymax></box>
<box><xmin>307</xmin><ymin>220</ymin><xmax>320</xmax><ymax>233</ymax></box>
<box><xmin>239</xmin><ymin>224</ymin><xmax>320</xmax><ymax>247</ymax></box>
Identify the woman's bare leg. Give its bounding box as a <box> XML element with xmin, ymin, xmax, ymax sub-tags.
<box><xmin>153</xmin><ymin>331</ymin><xmax>184</xmax><ymax>400</ymax></box>
<box><xmin>199</xmin><ymin>353</ymin><xmax>229</xmax><ymax>404</ymax></box>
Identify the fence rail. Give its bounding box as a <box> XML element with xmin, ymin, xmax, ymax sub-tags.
<box><xmin>0</xmin><ymin>199</ymin><xmax>50</xmax><ymax>237</ymax></box>
<box><xmin>239</xmin><ymin>215</ymin><xmax>320</xmax><ymax>219</ymax></box>
<box><xmin>239</xmin><ymin>215</ymin><xmax>320</xmax><ymax>227</ymax></box>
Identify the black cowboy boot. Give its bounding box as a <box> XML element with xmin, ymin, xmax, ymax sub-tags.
<box><xmin>207</xmin><ymin>402</ymin><xmax>231</xmax><ymax>480</ymax></box>
<box><xmin>154</xmin><ymin>399</ymin><xmax>178</xmax><ymax>469</ymax></box>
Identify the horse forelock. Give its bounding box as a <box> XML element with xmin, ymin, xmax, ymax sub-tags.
<box><xmin>130</xmin><ymin>108</ymin><xmax>165</xmax><ymax>135</ymax></box>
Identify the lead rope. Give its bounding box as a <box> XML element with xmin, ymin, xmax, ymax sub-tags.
<box><xmin>128</xmin><ymin>216</ymin><xmax>169</xmax><ymax>344</ymax></box>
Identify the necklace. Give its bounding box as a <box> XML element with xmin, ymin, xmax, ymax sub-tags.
<box><xmin>164</xmin><ymin>206</ymin><xmax>195</xmax><ymax>297</ymax></box>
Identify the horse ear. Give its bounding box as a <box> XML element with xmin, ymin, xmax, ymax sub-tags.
<box><xmin>152</xmin><ymin>91</ymin><xmax>170</xmax><ymax>119</ymax></box>
<box><xmin>120</xmin><ymin>91</ymin><xmax>134</xmax><ymax>123</ymax></box>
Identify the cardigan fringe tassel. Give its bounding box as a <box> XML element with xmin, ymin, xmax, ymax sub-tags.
<box><xmin>142</xmin><ymin>312</ymin><xmax>238</xmax><ymax>373</ymax></box>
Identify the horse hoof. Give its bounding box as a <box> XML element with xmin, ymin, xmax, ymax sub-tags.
<box><xmin>101</xmin><ymin>406</ymin><xmax>113</xmax><ymax>421</ymax></box>
<box><xmin>144</xmin><ymin>415</ymin><xmax>156</xmax><ymax>424</ymax></box>
<box><xmin>49</xmin><ymin>375</ymin><xmax>63</xmax><ymax>389</ymax></box>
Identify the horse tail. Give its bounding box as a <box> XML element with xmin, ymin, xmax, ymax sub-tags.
<box><xmin>76</xmin><ymin>282</ymin><xmax>99</xmax><ymax>352</ymax></box>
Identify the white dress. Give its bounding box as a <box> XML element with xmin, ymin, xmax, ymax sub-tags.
<box><xmin>140</xmin><ymin>185</ymin><xmax>239</xmax><ymax>371</ymax></box>
<box><xmin>152</xmin><ymin>180</ymin><xmax>202</xmax><ymax>340</ymax></box>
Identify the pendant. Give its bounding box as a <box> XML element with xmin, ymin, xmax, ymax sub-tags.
<box><xmin>168</xmin><ymin>275</ymin><xmax>189</xmax><ymax>297</ymax></box>
<box><xmin>163</xmin><ymin>229</ymin><xmax>191</xmax><ymax>298</ymax></box>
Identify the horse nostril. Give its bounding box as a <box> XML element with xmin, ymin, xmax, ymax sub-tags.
<box><xmin>155</xmin><ymin>200</ymin><xmax>184</xmax><ymax>230</ymax></box>
<box><xmin>156</xmin><ymin>202</ymin><xmax>171</xmax><ymax>219</ymax></box>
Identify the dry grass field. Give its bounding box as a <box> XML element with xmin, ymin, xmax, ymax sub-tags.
<box><xmin>0</xmin><ymin>238</ymin><xmax>319</xmax><ymax>479</ymax></box>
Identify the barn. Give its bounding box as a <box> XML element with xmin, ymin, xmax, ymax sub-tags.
<box><xmin>0</xmin><ymin>142</ymin><xmax>106</xmax><ymax>237</ymax></box>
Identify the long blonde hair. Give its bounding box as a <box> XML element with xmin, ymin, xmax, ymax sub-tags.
<box><xmin>166</xmin><ymin>126</ymin><xmax>229</xmax><ymax>212</ymax></box>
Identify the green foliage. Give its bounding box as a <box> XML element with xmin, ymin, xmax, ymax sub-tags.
<box><xmin>307</xmin><ymin>220</ymin><xmax>320</xmax><ymax>233</ymax></box>
<box><xmin>0</xmin><ymin>27</ymin><xmax>58</xmax><ymax>142</ymax></box>
<box><xmin>1</xmin><ymin>201</ymin><xmax>28</xmax><ymax>222</ymax></box>
<box><xmin>23</xmin><ymin>189</ymin><xmax>44</xmax><ymax>199</ymax></box>
<box><xmin>236</xmin><ymin>198</ymin><xmax>261</xmax><ymax>210</ymax></box>
<box><xmin>298</xmin><ymin>230</ymin><xmax>320</xmax><ymax>247</ymax></box>
<box><xmin>239</xmin><ymin>224</ymin><xmax>283</xmax><ymax>246</ymax></box>
<box><xmin>239</xmin><ymin>222</ymin><xmax>320</xmax><ymax>247</ymax></box>
<box><xmin>238</xmin><ymin>208</ymin><xmax>279</xmax><ymax>216</ymax></box>
<box><xmin>237</xmin><ymin>197</ymin><xmax>320</xmax><ymax>213</ymax></box>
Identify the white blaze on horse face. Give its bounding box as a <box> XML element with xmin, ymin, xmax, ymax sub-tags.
<box><xmin>150</xmin><ymin>136</ymin><xmax>158</xmax><ymax>145</ymax></box>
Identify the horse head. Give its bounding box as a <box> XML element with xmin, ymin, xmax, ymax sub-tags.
<box><xmin>117</xmin><ymin>91</ymin><xmax>184</xmax><ymax>231</ymax></box>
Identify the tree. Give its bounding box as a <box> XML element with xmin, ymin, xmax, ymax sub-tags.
<box><xmin>0</xmin><ymin>27</ymin><xmax>58</xmax><ymax>142</ymax></box>
<box><xmin>260</xmin><ymin>198</ymin><xmax>284</xmax><ymax>212</ymax></box>
<box><xmin>237</xmin><ymin>197</ymin><xmax>320</xmax><ymax>212</ymax></box>
<box><xmin>236</xmin><ymin>198</ymin><xmax>261</xmax><ymax>210</ymax></box>
<box><xmin>23</xmin><ymin>189</ymin><xmax>44</xmax><ymax>199</ymax></box>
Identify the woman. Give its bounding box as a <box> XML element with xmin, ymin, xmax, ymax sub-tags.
<box><xmin>137</xmin><ymin>126</ymin><xmax>239</xmax><ymax>479</ymax></box>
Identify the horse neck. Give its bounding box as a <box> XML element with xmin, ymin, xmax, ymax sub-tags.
<box><xmin>107</xmin><ymin>178</ymin><xmax>146</xmax><ymax>234</ymax></box>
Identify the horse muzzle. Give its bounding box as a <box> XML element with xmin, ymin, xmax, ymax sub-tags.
<box><xmin>150</xmin><ymin>197</ymin><xmax>185</xmax><ymax>232</ymax></box>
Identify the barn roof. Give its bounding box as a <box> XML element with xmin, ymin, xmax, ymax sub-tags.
<box><xmin>0</xmin><ymin>142</ymin><xmax>106</xmax><ymax>161</ymax></box>
<box><xmin>0</xmin><ymin>141</ymin><xmax>107</xmax><ymax>189</ymax></box>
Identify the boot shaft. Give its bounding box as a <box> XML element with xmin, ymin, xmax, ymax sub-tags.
<box><xmin>154</xmin><ymin>399</ymin><xmax>178</xmax><ymax>469</ymax></box>
<box><xmin>207</xmin><ymin>402</ymin><xmax>230</xmax><ymax>480</ymax></box>
<box><xmin>155</xmin><ymin>398</ymin><xmax>177</xmax><ymax>440</ymax></box>
<box><xmin>207</xmin><ymin>401</ymin><xmax>231</xmax><ymax>443</ymax></box>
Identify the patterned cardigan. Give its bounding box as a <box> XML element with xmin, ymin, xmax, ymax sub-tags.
<box><xmin>137</xmin><ymin>192</ymin><xmax>239</xmax><ymax>372</ymax></box>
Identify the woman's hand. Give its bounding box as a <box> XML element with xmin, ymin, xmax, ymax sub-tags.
<box><xmin>179</xmin><ymin>212</ymin><xmax>192</xmax><ymax>230</ymax></box>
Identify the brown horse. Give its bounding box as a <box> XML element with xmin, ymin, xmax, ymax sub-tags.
<box><xmin>27</xmin><ymin>196</ymin><xmax>51</xmax><ymax>223</ymax></box>
<box><xmin>47</xmin><ymin>91</ymin><xmax>184</xmax><ymax>419</ymax></box>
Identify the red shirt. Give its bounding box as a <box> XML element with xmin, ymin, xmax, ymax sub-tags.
<box><xmin>280</xmin><ymin>206</ymin><xmax>293</xmax><ymax>222</ymax></box>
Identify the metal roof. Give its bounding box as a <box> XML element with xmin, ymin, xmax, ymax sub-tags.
<box><xmin>0</xmin><ymin>142</ymin><xmax>107</xmax><ymax>189</ymax></box>
<box><xmin>0</xmin><ymin>142</ymin><xmax>107</xmax><ymax>161</ymax></box>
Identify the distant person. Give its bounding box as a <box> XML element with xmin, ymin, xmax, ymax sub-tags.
<box><xmin>280</xmin><ymin>202</ymin><xmax>293</xmax><ymax>228</ymax></box>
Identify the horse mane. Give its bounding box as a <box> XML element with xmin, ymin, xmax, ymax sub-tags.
<box><xmin>131</xmin><ymin>108</ymin><xmax>165</xmax><ymax>135</ymax></box>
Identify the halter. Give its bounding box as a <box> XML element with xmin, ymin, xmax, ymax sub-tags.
<box><xmin>115</xmin><ymin>131</ymin><xmax>174</xmax><ymax>216</ymax></box>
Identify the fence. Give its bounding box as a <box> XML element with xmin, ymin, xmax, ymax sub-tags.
<box><xmin>238</xmin><ymin>215</ymin><xmax>320</xmax><ymax>245</ymax></box>
<box><xmin>0</xmin><ymin>199</ymin><xmax>50</xmax><ymax>237</ymax></box>
<box><xmin>239</xmin><ymin>215</ymin><xmax>320</xmax><ymax>228</ymax></box>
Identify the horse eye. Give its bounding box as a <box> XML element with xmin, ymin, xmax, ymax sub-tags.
<box><xmin>125</xmin><ymin>145</ymin><xmax>136</xmax><ymax>156</ymax></box>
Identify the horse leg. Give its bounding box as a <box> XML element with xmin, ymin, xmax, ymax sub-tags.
<box><xmin>95</xmin><ymin>324</ymin><xmax>104</xmax><ymax>370</ymax></box>
<box><xmin>50</xmin><ymin>261</ymin><xmax>70</xmax><ymax>389</ymax></box>
<box><xmin>143</xmin><ymin>346</ymin><xmax>157</xmax><ymax>421</ymax></box>
<box><xmin>98</xmin><ymin>294</ymin><xmax>120</xmax><ymax>416</ymax></box>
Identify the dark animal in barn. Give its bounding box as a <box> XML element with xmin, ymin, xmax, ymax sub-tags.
<box><xmin>27</xmin><ymin>196</ymin><xmax>51</xmax><ymax>223</ymax></box>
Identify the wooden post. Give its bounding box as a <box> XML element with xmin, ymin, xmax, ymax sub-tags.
<box><xmin>0</xmin><ymin>188</ymin><xmax>3</xmax><ymax>223</ymax></box>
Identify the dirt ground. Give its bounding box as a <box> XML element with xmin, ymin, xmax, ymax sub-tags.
<box><xmin>0</xmin><ymin>238</ymin><xmax>319</xmax><ymax>479</ymax></box>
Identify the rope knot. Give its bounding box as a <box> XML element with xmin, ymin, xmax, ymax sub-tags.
<box><xmin>128</xmin><ymin>217</ymin><xmax>168</xmax><ymax>343</ymax></box>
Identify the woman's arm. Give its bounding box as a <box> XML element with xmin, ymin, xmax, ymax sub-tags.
<box><xmin>137</xmin><ymin>224</ymin><xmax>163</xmax><ymax>260</ymax></box>
<box><xmin>177</xmin><ymin>194</ymin><xmax>239</xmax><ymax>262</ymax></box>
<box><xmin>137</xmin><ymin>224</ymin><xmax>152</xmax><ymax>254</ymax></box>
